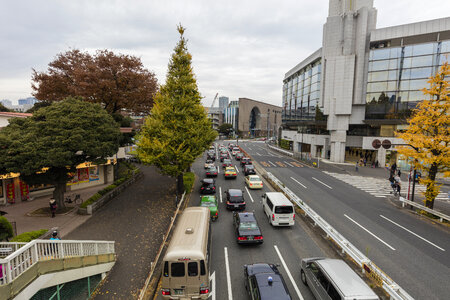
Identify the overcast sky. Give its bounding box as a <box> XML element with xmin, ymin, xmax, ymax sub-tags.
<box><xmin>1</xmin><ymin>0</ymin><xmax>449</xmax><ymax>107</ymax></box>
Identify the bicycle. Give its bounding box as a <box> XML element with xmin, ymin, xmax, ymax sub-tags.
<box><xmin>65</xmin><ymin>193</ymin><xmax>82</xmax><ymax>204</ymax></box>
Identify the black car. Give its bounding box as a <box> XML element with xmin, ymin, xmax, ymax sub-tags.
<box><xmin>244</xmin><ymin>264</ymin><xmax>291</xmax><ymax>300</ymax></box>
<box><xmin>244</xmin><ymin>164</ymin><xmax>256</xmax><ymax>175</ymax></box>
<box><xmin>233</xmin><ymin>212</ymin><xmax>263</xmax><ymax>244</ymax></box>
<box><xmin>205</xmin><ymin>166</ymin><xmax>218</xmax><ymax>177</ymax></box>
<box><xmin>200</xmin><ymin>178</ymin><xmax>216</xmax><ymax>194</ymax></box>
<box><xmin>240</xmin><ymin>157</ymin><xmax>252</xmax><ymax>166</ymax></box>
<box><xmin>224</xmin><ymin>189</ymin><xmax>246</xmax><ymax>210</ymax></box>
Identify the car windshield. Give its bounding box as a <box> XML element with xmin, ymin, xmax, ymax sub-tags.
<box><xmin>207</xmin><ymin>167</ymin><xmax>216</xmax><ymax>171</ymax></box>
<box><xmin>250</xmin><ymin>177</ymin><xmax>260</xmax><ymax>182</ymax></box>
<box><xmin>224</xmin><ymin>159</ymin><xmax>231</xmax><ymax>163</ymax></box>
<box><xmin>239</xmin><ymin>221</ymin><xmax>258</xmax><ymax>230</ymax></box>
<box><xmin>246</xmin><ymin>165</ymin><xmax>254</xmax><ymax>169</ymax></box>
<box><xmin>201</xmin><ymin>201</ymin><xmax>216</xmax><ymax>207</ymax></box>
<box><xmin>230</xmin><ymin>196</ymin><xmax>243</xmax><ymax>202</ymax></box>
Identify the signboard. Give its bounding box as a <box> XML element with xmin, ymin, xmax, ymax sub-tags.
<box><xmin>19</xmin><ymin>181</ymin><xmax>29</xmax><ymax>198</ymax></box>
<box><xmin>6</xmin><ymin>183</ymin><xmax>15</xmax><ymax>203</ymax></box>
<box><xmin>372</xmin><ymin>139</ymin><xmax>381</xmax><ymax>149</ymax></box>
<box><xmin>382</xmin><ymin>139</ymin><xmax>392</xmax><ymax>149</ymax></box>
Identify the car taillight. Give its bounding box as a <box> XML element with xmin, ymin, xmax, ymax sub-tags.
<box><xmin>250</xmin><ymin>183</ymin><xmax>253</xmax><ymax>186</ymax></box>
<box><xmin>272</xmin><ymin>214</ymin><xmax>275</xmax><ymax>221</ymax></box>
<box><xmin>254</xmin><ymin>236</ymin><xmax>263</xmax><ymax>240</ymax></box>
<box><xmin>200</xmin><ymin>287</ymin><xmax>209</xmax><ymax>294</ymax></box>
<box><xmin>215</xmin><ymin>212</ymin><xmax>218</xmax><ymax>216</ymax></box>
<box><xmin>201</xmin><ymin>187</ymin><xmax>204</xmax><ymax>190</ymax></box>
<box><xmin>293</xmin><ymin>213</ymin><xmax>295</xmax><ymax>220</ymax></box>
<box><xmin>161</xmin><ymin>288</ymin><xmax>170</xmax><ymax>296</ymax></box>
<box><xmin>238</xmin><ymin>236</ymin><xmax>248</xmax><ymax>241</ymax></box>
<box><xmin>227</xmin><ymin>201</ymin><xmax>230</xmax><ymax>204</ymax></box>
<box><xmin>212</xmin><ymin>187</ymin><xmax>215</xmax><ymax>190</ymax></box>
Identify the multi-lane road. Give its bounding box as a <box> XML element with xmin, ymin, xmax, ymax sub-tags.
<box><xmin>237</xmin><ymin>140</ymin><xmax>450</xmax><ymax>300</ymax></box>
<box><xmin>157</xmin><ymin>140</ymin><xmax>449</xmax><ymax>299</ymax></box>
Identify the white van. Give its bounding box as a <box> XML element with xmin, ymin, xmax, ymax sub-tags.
<box><xmin>261</xmin><ymin>192</ymin><xmax>295</xmax><ymax>226</ymax></box>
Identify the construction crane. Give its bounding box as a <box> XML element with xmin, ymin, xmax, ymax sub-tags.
<box><xmin>210</xmin><ymin>93</ymin><xmax>219</xmax><ymax>108</ymax></box>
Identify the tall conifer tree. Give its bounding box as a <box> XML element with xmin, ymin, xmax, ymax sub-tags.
<box><xmin>137</xmin><ymin>25</ymin><xmax>217</xmax><ymax>196</ymax></box>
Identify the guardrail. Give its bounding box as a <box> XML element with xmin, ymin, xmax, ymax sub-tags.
<box><xmin>0</xmin><ymin>239</ymin><xmax>115</xmax><ymax>285</ymax></box>
<box><xmin>265</xmin><ymin>172</ymin><xmax>414</xmax><ymax>300</ymax></box>
<box><xmin>267</xmin><ymin>144</ymin><xmax>294</xmax><ymax>157</ymax></box>
<box><xmin>399</xmin><ymin>197</ymin><xmax>450</xmax><ymax>222</ymax></box>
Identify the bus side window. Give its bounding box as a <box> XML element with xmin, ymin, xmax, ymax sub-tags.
<box><xmin>200</xmin><ymin>260</ymin><xmax>206</xmax><ymax>276</ymax></box>
<box><xmin>163</xmin><ymin>261</ymin><xmax>169</xmax><ymax>277</ymax></box>
<box><xmin>188</xmin><ymin>262</ymin><xmax>198</xmax><ymax>276</ymax></box>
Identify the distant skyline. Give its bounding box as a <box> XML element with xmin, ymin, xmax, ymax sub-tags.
<box><xmin>1</xmin><ymin>0</ymin><xmax>450</xmax><ymax>106</ymax></box>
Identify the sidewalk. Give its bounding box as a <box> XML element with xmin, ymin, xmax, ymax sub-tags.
<box><xmin>1</xmin><ymin>183</ymin><xmax>110</xmax><ymax>237</ymax></box>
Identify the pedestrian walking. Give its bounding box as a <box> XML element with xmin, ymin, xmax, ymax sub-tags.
<box><xmin>394</xmin><ymin>174</ymin><xmax>401</xmax><ymax>195</ymax></box>
<box><xmin>355</xmin><ymin>161</ymin><xmax>359</xmax><ymax>172</ymax></box>
<box><xmin>397</xmin><ymin>169</ymin><xmax>402</xmax><ymax>177</ymax></box>
<box><xmin>49</xmin><ymin>198</ymin><xmax>57</xmax><ymax>218</ymax></box>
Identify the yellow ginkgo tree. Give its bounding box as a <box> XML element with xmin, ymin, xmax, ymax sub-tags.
<box><xmin>396</xmin><ymin>62</ymin><xmax>449</xmax><ymax>209</ymax></box>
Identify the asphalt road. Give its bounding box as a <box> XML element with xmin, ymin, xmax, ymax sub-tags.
<box><xmin>238</xmin><ymin>141</ymin><xmax>450</xmax><ymax>300</ymax></box>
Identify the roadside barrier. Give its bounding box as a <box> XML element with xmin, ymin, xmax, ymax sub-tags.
<box><xmin>399</xmin><ymin>197</ymin><xmax>450</xmax><ymax>223</ymax></box>
<box><xmin>265</xmin><ymin>171</ymin><xmax>414</xmax><ymax>300</ymax></box>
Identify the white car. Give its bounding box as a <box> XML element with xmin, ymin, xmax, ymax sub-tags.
<box><xmin>245</xmin><ymin>175</ymin><xmax>263</xmax><ymax>189</ymax></box>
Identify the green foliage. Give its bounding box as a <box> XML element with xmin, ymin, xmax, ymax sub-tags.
<box><xmin>315</xmin><ymin>104</ymin><xmax>325</xmax><ymax>121</ymax></box>
<box><xmin>0</xmin><ymin>102</ymin><xmax>11</xmax><ymax>112</ymax></box>
<box><xmin>25</xmin><ymin>101</ymin><xmax>52</xmax><ymax>113</ymax></box>
<box><xmin>0</xmin><ymin>97</ymin><xmax>121</xmax><ymax>207</ymax></box>
<box><xmin>280</xmin><ymin>139</ymin><xmax>291</xmax><ymax>150</ymax></box>
<box><xmin>80</xmin><ymin>193</ymin><xmax>102</xmax><ymax>208</ymax></box>
<box><xmin>218</xmin><ymin>123</ymin><xmax>233</xmax><ymax>136</ymax></box>
<box><xmin>137</xmin><ymin>25</ymin><xmax>217</xmax><ymax>179</ymax></box>
<box><xmin>113</xmin><ymin>178</ymin><xmax>126</xmax><ymax>186</ymax></box>
<box><xmin>183</xmin><ymin>172</ymin><xmax>195</xmax><ymax>193</ymax></box>
<box><xmin>10</xmin><ymin>229</ymin><xmax>48</xmax><ymax>242</ymax></box>
<box><xmin>0</xmin><ymin>216</ymin><xmax>14</xmax><ymax>241</ymax></box>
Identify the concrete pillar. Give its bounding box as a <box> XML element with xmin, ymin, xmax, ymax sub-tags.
<box><xmin>377</xmin><ymin>147</ymin><xmax>386</xmax><ymax>168</ymax></box>
<box><xmin>330</xmin><ymin>131</ymin><xmax>346</xmax><ymax>163</ymax></box>
<box><xmin>311</xmin><ymin>145</ymin><xmax>317</xmax><ymax>158</ymax></box>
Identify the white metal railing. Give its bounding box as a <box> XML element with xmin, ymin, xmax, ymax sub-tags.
<box><xmin>267</xmin><ymin>144</ymin><xmax>294</xmax><ymax>156</ymax></box>
<box><xmin>266</xmin><ymin>172</ymin><xmax>414</xmax><ymax>300</ymax></box>
<box><xmin>0</xmin><ymin>239</ymin><xmax>115</xmax><ymax>285</ymax></box>
<box><xmin>399</xmin><ymin>197</ymin><xmax>450</xmax><ymax>222</ymax></box>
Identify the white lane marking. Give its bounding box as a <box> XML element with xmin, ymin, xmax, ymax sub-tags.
<box><xmin>219</xmin><ymin>187</ymin><xmax>222</xmax><ymax>203</ymax></box>
<box><xmin>290</xmin><ymin>177</ymin><xmax>307</xmax><ymax>189</ymax></box>
<box><xmin>248</xmin><ymin>147</ymin><xmax>252</xmax><ymax>150</ymax></box>
<box><xmin>312</xmin><ymin>177</ymin><xmax>333</xmax><ymax>189</ymax></box>
<box><xmin>344</xmin><ymin>214</ymin><xmax>396</xmax><ymax>251</ymax></box>
<box><xmin>268</xmin><ymin>161</ymin><xmax>276</xmax><ymax>167</ymax></box>
<box><xmin>217</xmin><ymin>165</ymin><xmax>220</xmax><ymax>174</ymax></box>
<box><xmin>245</xmin><ymin>187</ymin><xmax>254</xmax><ymax>202</ymax></box>
<box><xmin>380</xmin><ymin>215</ymin><xmax>445</xmax><ymax>251</ymax></box>
<box><xmin>235</xmin><ymin>165</ymin><xmax>239</xmax><ymax>173</ymax></box>
<box><xmin>274</xmin><ymin>245</ymin><xmax>304</xmax><ymax>300</ymax></box>
<box><xmin>255</xmin><ymin>152</ymin><xmax>261</xmax><ymax>156</ymax></box>
<box><xmin>284</xmin><ymin>161</ymin><xmax>294</xmax><ymax>167</ymax></box>
<box><xmin>224</xmin><ymin>247</ymin><xmax>233</xmax><ymax>300</ymax></box>
<box><xmin>210</xmin><ymin>271</ymin><xmax>216</xmax><ymax>300</ymax></box>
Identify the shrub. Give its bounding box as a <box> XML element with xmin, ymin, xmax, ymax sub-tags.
<box><xmin>80</xmin><ymin>192</ymin><xmax>102</xmax><ymax>208</ymax></box>
<box><xmin>0</xmin><ymin>216</ymin><xmax>14</xmax><ymax>241</ymax></box>
<box><xmin>280</xmin><ymin>139</ymin><xmax>291</xmax><ymax>150</ymax></box>
<box><xmin>113</xmin><ymin>178</ymin><xmax>126</xmax><ymax>186</ymax></box>
<box><xmin>10</xmin><ymin>229</ymin><xmax>48</xmax><ymax>242</ymax></box>
<box><xmin>183</xmin><ymin>172</ymin><xmax>195</xmax><ymax>194</ymax></box>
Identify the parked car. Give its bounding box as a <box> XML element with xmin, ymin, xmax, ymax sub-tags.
<box><xmin>222</xmin><ymin>159</ymin><xmax>233</xmax><ymax>168</ymax></box>
<box><xmin>224</xmin><ymin>189</ymin><xmax>245</xmax><ymax>210</ymax></box>
<box><xmin>240</xmin><ymin>157</ymin><xmax>252</xmax><ymax>166</ymax></box>
<box><xmin>200</xmin><ymin>195</ymin><xmax>218</xmax><ymax>221</ymax></box>
<box><xmin>205</xmin><ymin>166</ymin><xmax>218</xmax><ymax>177</ymax></box>
<box><xmin>224</xmin><ymin>166</ymin><xmax>237</xmax><ymax>179</ymax></box>
<box><xmin>245</xmin><ymin>175</ymin><xmax>263</xmax><ymax>189</ymax></box>
<box><xmin>300</xmin><ymin>258</ymin><xmax>379</xmax><ymax>300</ymax></box>
<box><xmin>200</xmin><ymin>178</ymin><xmax>216</xmax><ymax>194</ymax></box>
<box><xmin>204</xmin><ymin>159</ymin><xmax>215</xmax><ymax>169</ymax></box>
<box><xmin>233</xmin><ymin>211</ymin><xmax>263</xmax><ymax>244</ymax></box>
<box><xmin>244</xmin><ymin>164</ymin><xmax>256</xmax><ymax>176</ymax></box>
<box><xmin>244</xmin><ymin>263</ymin><xmax>291</xmax><ymax>300</ymax></box>
<box><xmin>235</xmin><ymin>152</ymin><xmax>244</xmax><ymax>160</ymax></box>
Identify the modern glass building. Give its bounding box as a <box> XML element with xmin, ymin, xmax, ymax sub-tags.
<box><xmin>224</xmin><ymin>100</ymin><xmax>239</xmax><ymax>133</ymax></box>
<box><xmin>281</xmin><ymin>0</ymin><xmax>450</xmax><ymax>167</ymax></box>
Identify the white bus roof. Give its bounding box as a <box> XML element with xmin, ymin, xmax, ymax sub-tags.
<box><xmin>163</xmin><ymin>207</ymin><xmax>210</xmax><ymax>261</ymax></box>
<box><xmin>265</xmin><ymin>192</ymin><xmax>292</xmax><ymax>206</ymax></box>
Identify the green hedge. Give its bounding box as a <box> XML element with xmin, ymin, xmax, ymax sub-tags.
<box><xmin>0</xmin><ymin>216</ymin><xmax>14</xmax><ymax>241</ymax></box>
<box><xmin>10</xmin><ymin>229</ymin><xmax>48</xmax><ymax>242</ymax></box>
<box><xmin>80</xmin><ymin>192</ymin><xmax>102</xmax><ymax>208</ymax></box>
<box><xmin>280</xmin><ymin>139</ymin><xmax>291</xmax><ymax>150</ymax></box>
<box><xmin>183</xmin><ymin>172</ymin><xmax>195</xmax><ymax>194</ymax></box>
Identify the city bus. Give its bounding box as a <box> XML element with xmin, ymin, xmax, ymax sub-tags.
<box><xmin>161</xmin><ymin>206</ymin><xmax>211</xmax><ymax>299</ymax></box>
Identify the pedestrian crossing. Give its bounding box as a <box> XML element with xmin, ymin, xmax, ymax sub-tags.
<box><xmin>323</xmin><ymin>171</ymin><xmax>449</xmax><ymax>201</ymax></box>
<box><xmin>260</xmin><ymin>160</ymin><xmax>304</xmax><ymax>168</ymax></box>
